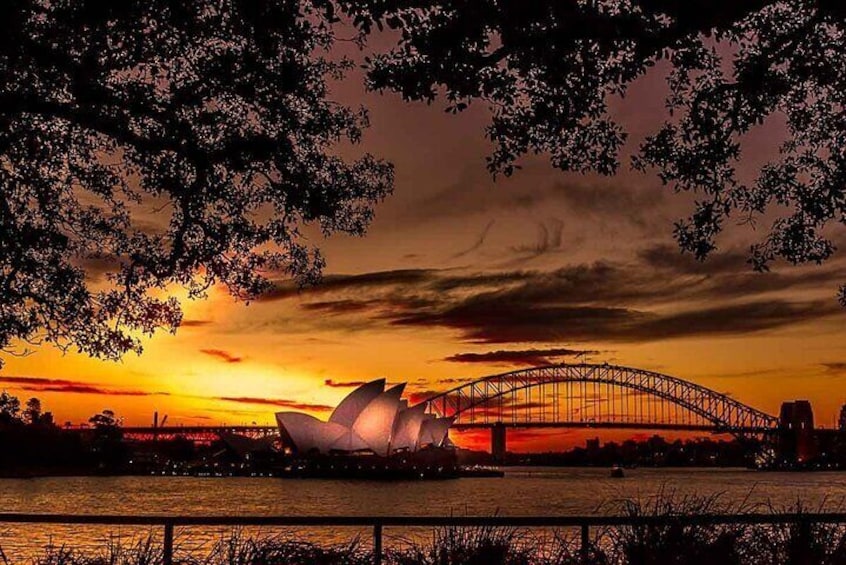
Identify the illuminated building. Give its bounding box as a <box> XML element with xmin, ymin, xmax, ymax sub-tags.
<box><xmin>275</xmin><ymin>379</ymin><xmax>452</xmax><ymax>456</ymax></box>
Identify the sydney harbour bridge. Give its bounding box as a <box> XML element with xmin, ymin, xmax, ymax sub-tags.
<box><xmin>422</xmin><ymin>364</ymin><xmax>783</xmax><ymax>460</ymax></box>
<box><xmin>121</xmin><ymin>363</ymin><xmax>811</xmax><ymax>460</ymax></box>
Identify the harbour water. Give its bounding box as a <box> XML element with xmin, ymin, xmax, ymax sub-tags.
<box><xmin>1</xmin><ymin>467</ymin><xmax>845</xmax><ymax>560</ymax></box>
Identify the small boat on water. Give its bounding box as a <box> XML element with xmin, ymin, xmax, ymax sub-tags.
<box><xmin>610</xmin><ymin>465</ymin><xmax>625</xmax><ymax>478</ymax></box>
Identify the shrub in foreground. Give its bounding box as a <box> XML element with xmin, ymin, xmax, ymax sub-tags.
<box><xmin>608</xmin><ymin>493</ymin><xmax>746</xmax><ymax>565</ymax></box>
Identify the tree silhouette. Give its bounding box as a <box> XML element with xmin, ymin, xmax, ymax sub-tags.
<box><xmin>0</xmin><ymin>1</ymin><xmax>393</xmax><ymax>365</ymax></box>
<box><xmin>88</xmin><ymin>409</ymin><xmax>126</xmax><ymax>467</ymax></box>
<box><xmin>341</xmin><ymin>0</ymin><xmax>846</xmax><ymax>304</ymax></box>
<box><xmin>0</xmin><ymin>391</ymin><xmax>21</xmax><ymax>424</ymax></box>
<box><xmin>23</xmin><ymin>397</ymin><xmax>41</xmax><ymax>425</ymax></box>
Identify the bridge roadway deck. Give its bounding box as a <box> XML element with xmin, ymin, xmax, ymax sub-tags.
<box><xmin>451</xmin><ymin>422</ymin><xmax>773</xmax><ymax>433</ymax></box>
<box><xmin>121</xmin><ymin>425</ymin><xmax>277</xmax><ymax>435</ymax></box>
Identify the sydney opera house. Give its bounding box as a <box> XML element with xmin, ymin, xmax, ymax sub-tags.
<box><xmin>275</xmin><ymin>379</ymin><xmax>453</xmax><ymax>457</ymax></box>
<box><xmin>272</xmin><ymin>379</ymin><xmax>458</xmax><ymax>478</ymax></box>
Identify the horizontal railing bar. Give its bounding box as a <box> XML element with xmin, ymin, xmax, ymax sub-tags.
<box><xmin>0</xmin><ymin>513</ymin><xmax>845</xmax><ymax>527</ymax></box>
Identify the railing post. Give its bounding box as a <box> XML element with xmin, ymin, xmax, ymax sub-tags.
<box><xmin>163</xmin><ymin>522</ymin><xmax>174</xmax><ymax>565</ymax></box>
<box><xmin>373</xmin><ymin>522</ymin><xmax>383</xmax><ymax>565</ymax></box>
<box><xmin>796</xmin><ymin>517</ymin><xmax>813</xmax><ymax>565</ymax></box>
<box><xmin>580</xmin><ymin>523</ymin><xmax>590</xmax><ymax>558</ymax></box>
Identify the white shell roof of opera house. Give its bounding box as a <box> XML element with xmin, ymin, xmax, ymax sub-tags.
<box><xmin>275</xmin><ymin>379</ymin><xmax>452</xmax><ymax>456</ymax></box>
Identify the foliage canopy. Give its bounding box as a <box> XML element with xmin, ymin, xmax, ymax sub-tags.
<box><xmin>1</xmin><ymin>0</ymin><xmax>844</xmax><ymax>366</ymax></box>
<box><xmin>341</xmin><ymin>0</ymin><xmax>846</xmax><ymax>304</ymax></box>
<box><xmin>0</xmin><ymin>0</ymin><xmax>393</xmax><ymax>364</ymax></box>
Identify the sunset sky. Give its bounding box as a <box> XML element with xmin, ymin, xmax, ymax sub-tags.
<box><xmin>2</xmin><ymin>39</ymin><xmax>845</xmax><ymax>452</ymax></box>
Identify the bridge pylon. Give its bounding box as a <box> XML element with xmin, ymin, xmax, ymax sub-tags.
<box><xmin>491</xmin><ymin>422</ymin><xmax>507</xmax><ymax>463</ymax></box>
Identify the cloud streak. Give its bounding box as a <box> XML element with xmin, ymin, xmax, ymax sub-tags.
<box><xmin>324</xmin><ymin>379</ymin><xmax>370</xmax><ymax>388</ymax></box>
<box><xmin>0</xmin><ymin>376</ymin><xmax>168</xmax><ymax>396</ymax></box>
<box><xmin>259</xmin><ymin>269</ymin><xmax>436</xmax><ymax>302</ymax></box>
<box><xmin>200</xmin><ymin>349</ymin><xmax>243</xmax><ymax>364</ymax></box>
<box><xmin>451</xmin><ymin>219</ymin><xmax>496</xmax><ymax>259</ymax></box>
<box><xmin>216</xmin><ymin>397</ymin><xmax>333</xmax><ymax>412</ymax></box>
<box><xmin>445</xmin><ymin>347</ymin><xmax>600</xmax><ymax>366</ymax></box>
<box><xmin>821</xmin><ymin>363</ymin><xmax>846</xmax><ymax>374</ymax></box>
<box><xmin>182</xmin><ymin>319</ymin><xmax>213</xmax><ymax>328</ymax></box>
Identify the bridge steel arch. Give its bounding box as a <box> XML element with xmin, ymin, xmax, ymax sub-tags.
<box><xmin>423</xmin><ymin>363</ymin><xmax>778</xmax><ymax>437</ymax></box>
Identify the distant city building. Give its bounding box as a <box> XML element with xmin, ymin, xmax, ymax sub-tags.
<box><xmin>275</xmin><ymin>379</ymin><xmax>452</xmax><ymax>456</ymax></box>
<box><xmin>586</xmin><ymin>437</ymin><xmax>600</xmax><ymax>453</ymax></box>
<box><xmin>778</xmin><ymin>400</ymin><xmax>816</xmax><ymax>464</ymax></box>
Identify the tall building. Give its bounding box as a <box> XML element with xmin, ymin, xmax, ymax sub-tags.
<box><xmin>839</xmin><ymin>404</ymin><xmax>846</xmax><ymax>431</ymax></box>
<box><xmin>778</xmin><ymin>400</ymin><xmax>816</xmax><ymax>464</ymax></box>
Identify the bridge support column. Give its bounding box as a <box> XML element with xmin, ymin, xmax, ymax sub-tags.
<box><xmin>491</xmin><ymin>422</ymin><xmax>507</xmax><ymax>464</ymax></box>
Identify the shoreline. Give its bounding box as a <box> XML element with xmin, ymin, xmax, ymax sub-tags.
<box><xmin>1</xmin><ymin>464</ymin><xmax>839</xmax><ymax>480</ymax></box>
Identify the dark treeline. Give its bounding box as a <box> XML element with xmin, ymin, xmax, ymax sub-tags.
<box><xmin>0</xmin><ymin>391</ymin><xmax>126</xmax><ymax>476</ymax></box>
<box><xmin>0</xmin><ymin>391</ymin><xmax>244</xmax><ymax>477</ymax></box>
<box><xmin>460</xmin><ymin>436</ymin><xmax>754</xmax><ymax>468</ymax></box>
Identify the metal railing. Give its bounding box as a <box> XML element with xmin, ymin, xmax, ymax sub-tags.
<box><xmin>1</xmin><ymin>512</ymin><xmax>845</xmax><ymax>565</ymax></box>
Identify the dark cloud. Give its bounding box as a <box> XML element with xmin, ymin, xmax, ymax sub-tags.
<box><xmin>251</xmin><ymin>243</ymin><xmax>843</xmax><ymax>346</ymax></box>
<box><xmin>294</xmin><ymin>280</ymin><xmax>839</xmax><ymax>344</ymax></box>
<box><xmin>182</xmin><ymin>319</ymin><xmax>213</xmax><ymax>327</ymax></box>
<box><xmin>430</xmin><ymin>262</ymin><xmax>683</xmax><ymax>309</ymax></box>
<box><xmin>640</xmin><ymin>244</ymin><xmax>846</xmax><ymax>298</ymax></box>
<box><xmin>259</xmin><ymin>269</ymin><xmax>436</xmax><ymax>301</ymax></box>
<box><xmin>821</xmin><ymin>363</ymin><xmax>846</xmax><ymax>374</ymax></box>
<box><xmin>436</xmin><ymin>377</ymin><xmax>474</xmax><ymax>384</ymax></box>
<box><xmin>391</xmin><ymin>301</ymin><xmax>639</xmax><ymax>344</ymax></box>
<box><xmin>328</xmin><ymin>262</ymin><xmax>668</xmax><ymax>307</ymax></box>
<box><xmin>302</xmin><ymin>300</ymin><xmax>379</xmax><ymax>314</ymax></box>
<box><xmin>0</xmin><ymin>376</ymin><xmax>83</xmax><ymax>387</ymax></box>
<box><xmin>392</xmin><ymin>296</ymin><xmax>835</xmax><ymax>344</ymax></box>
<box><xmin>216</xmin><ymin>397</ymin><xmax>332</xmax><ymax>412</ymax></box>
<box><xmin>324</xmin><ymin>379</ymin><xmax>370</xmax><ymax>388</ymax></box>
<box><xmin>638</xmin><ymin>244</ymin><xmax>748</xmax><ymax>275</ymax></box>
<box><xmin>257</xmin><ymin>248</ymin><xmax>844</xmax><ymax>316</ymax></box>
<box><xmin>445</xmin><ymin>347</ymin><xmax>600</xmax><ymax>367</ymax></box>
<box><xmin>29</xmin><ymin>385</ymin><xmax>158</xmax><ymax>396</ymax></box>
<box><xmin>200</xmin><ymin>349</ymin><xmax>243</xmax><ymax>363</ymax></box>
<box><xmin>428</xmin><ymin>271</ymin><xmax>530</xmax><ymax>292</ymax></box>
<box><xmin>0</xmin><ymin>375</ymin><xmax>167</xmax><ymax>396</ymax></box>
<box><xmin>629</xmin><ymin>301</ymin><xmax>838</xmax><ymax>341</ymax></box>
